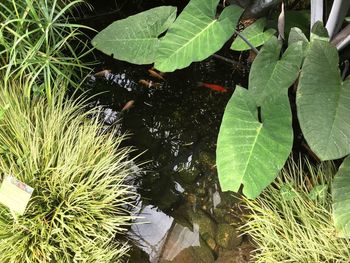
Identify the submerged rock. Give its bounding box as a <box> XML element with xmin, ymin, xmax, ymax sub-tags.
<box><xmin>215</xmin><ymin>224</ymin><xmax>242</xmax><ymax>250</ymax></box>
<box><xmin>189</xmin><ymin>209</ymin><xmax>217</xmax><ymax>239</ymax></box>
<box><xmin>215</xmin><ymin>244</ymin><xmax>254</xmax><ymax>263</ymax></box>
<box><xmin>159</xmin><ymin>223</ymin><xmax>214</xmax><ymax>263</ymax></box>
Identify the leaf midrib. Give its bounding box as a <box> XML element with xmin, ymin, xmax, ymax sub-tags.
<box><xmin>240</xmin><ymin>124</ymin><xmax>263</xmax><ymax>184</ymax></box>
<box><xmin>157</xmin><ymin>18</ymin><xmax>217</xmax><ymax>66</ymax></box>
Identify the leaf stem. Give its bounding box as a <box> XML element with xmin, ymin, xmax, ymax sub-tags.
<box><xmin>234</xmin><ymin>30</ymin><xmax>259</xmax><ymax>54</ymax></box>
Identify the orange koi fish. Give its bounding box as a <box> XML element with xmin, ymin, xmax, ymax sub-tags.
<box><xmin>197</xmin><ymin>82</ymin><xmax>228</xmax><ymax>92</ymax></box>
<box><xmin>121</xmin><ymin>100</ymin><xmax>135</xmax><ymax>111</ymax></box>
<box><xmin>148</xmin><ymin>68</ymin><xmax>165</xmax><ymax>80</ymax></box>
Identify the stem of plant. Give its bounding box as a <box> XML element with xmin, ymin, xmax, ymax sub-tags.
<box><xmin>234</xmin><ymin>30</ymin><xmax>259</xmax><ymax>54</ymax></box>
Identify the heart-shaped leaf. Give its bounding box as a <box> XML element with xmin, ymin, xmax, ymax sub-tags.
<box><xmin>231</xmin><ymin>18</ymin><xmax>276</xmax><ymax>51</ymax></box>
<box><xmin>154</xmin><ymin>0</ymin><xmax>243</xmax><ymax>72</ymax></box>
<box><xmin>332</xmin><ymin>155</ymin><xmax>350</xmax><ymax>237</ymax></box>
<box><xmin>216</xmin><ymin>87</ymin><xmax>292</xmax><ymax>199</ymax></box>
<box><xmin>91</xmin><ymin>6</ymin><xmax>177</xmax><ymax>64</ymax></box>
<box><xmin>216</xmin><ymin>37</ymin><xmax>303</xmax><ymax>199</ymax></box>
<box><xmin>297</xmin><ymin>39</ymin><xmax>350</xmax><ymax>160</ymax></box>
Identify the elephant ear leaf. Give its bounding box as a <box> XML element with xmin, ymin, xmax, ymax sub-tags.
<box><xmin>154</xmin><ymin>0</ymin><xmax>243</xmax><ymax>72</ymax></box>
<box><xmin>332</xmin><ymin>155</ymin><xmax>350</xmax><ymax>238</ymax></box>
<box><xmin>216</xmin><ymin>37</ymin><xmax>303</xmax><ymax>199</ymax></box>
<box><xmin>216</xmin><ymin>87</ymin><xmax>292</xmax><ymax>199</ymax></box>
<box><xmin>297</xmin><ymin>39</ymin><xmax>350</xmax><ymax>160</ymax></box>
<box><xmin>91</xmin><ymin>6</ymin><xmax>177</xmax><ymax>64</ymax></box>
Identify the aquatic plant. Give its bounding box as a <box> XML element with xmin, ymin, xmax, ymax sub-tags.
<box><xmin>0</xmin><ymin>81</ymin><xmax>137</xmax><ymax>262</ymax></box>
<box><xmin>242</xmin><ymin>159</ymin><xmax>350</xmax><ymax>262</ymax></box>
<box><xmin>0</xmin><ymin>0</ymin><xmax>93</xmax><ymax>100</ymax></box>
<box><xmin>92</xmin><ymin>0</ymin><xmax>350</xmax><ymax>234</ymax></box>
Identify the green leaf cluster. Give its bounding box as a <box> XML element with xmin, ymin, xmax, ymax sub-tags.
<box><xmin>92</xmin><ymin>1</ymin><xmax>350</xmax><ymax>238</ymax></box>
<box><xmin>92</xmin><ymin>0</ymin><xmax>244</xmax><ymax>72</ymax></box>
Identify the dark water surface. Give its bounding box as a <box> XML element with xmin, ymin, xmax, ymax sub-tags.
<box><xmin>81</xmin><ymin>1</ymin><xmax>254</xmax><ymax>262</ymax></box>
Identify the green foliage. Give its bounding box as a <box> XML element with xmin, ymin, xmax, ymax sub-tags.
<box><xmin>332</xmin><ymin>155</ymin><xmax>350</xmax><ymax>238</ymax></box>
<box><xmin>231</xmin><ymin>18</ymin><xmax>276</xmax><ymax>51</ymax></box>
<box><xmin>0</xmin><ymin>82</ymin><xmax>137</xmax><ymax>262</ymax></box>
<box><xmin>297</xmin><ymin>39</ymin><xmax>350</xmax><ymax>160</ymax></box>
<box><xmin>249</xmin><ymin>37</ymin><xmax>303</xmax><ymax>104</ymax></box>
<box><xmin>154</xmin><ymin>0</ymin><xmax>243</xmax><ymax>72</ymax></box>
<box><xmin>92</xmin><ymin>0</ymin><xmax>243</xmax><ymax>72</ymax></box>
<box><xmin>216</xmin><ymin>37</ymin><xmax>303</xmax><ymax>199</ymax></box>
<box><xmin>243</xmin><ymin>159</ymin><xmax>350</xmax><ymax>262</ymax></box>
<box><xmin>91</xmin><ymin>2</ymin><xmax>350</xmax><ymax>231</ymax></box>
<box><xmin>91</xmin><ymin>6</ymin><xmax>177</xmax><ymax>64</ymax></box>
<box><xmin>0</xmin><ymin>0</ymin><xmax>93</xmax><ymax>100</ymax></box>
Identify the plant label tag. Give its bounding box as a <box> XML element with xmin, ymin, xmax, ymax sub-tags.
<box><xmin>0</xmin><ymin>175</ymin><xmax>34</xmax><ymax>215</ymax></box>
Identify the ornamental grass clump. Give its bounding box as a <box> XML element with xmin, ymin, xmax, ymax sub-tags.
<box><xmin>0</xmin><ymin>82</ymin><xmax>137</xmax><ymax>262</ymax></box>
<box><xmin>0</xmin><ymin>0</ymin><xmax>93</xmax><ymax>100</ymax></box>
<box><xmin>243</xmin><ymin>158</ymin><xmax>350</xmax><ymax>262</ymax></box>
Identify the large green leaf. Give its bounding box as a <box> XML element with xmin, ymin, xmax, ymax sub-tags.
<box><xmin>332</xmin><ymin>155</ymin><xmax>350</xmax><ymax>238</ymax></box>
<box><xmin>216</xmin><ymin>37</ymin><xmax>303</xmax><ymax>199</ymax></box>
<box><xmin>216</xmin><ymin>87</ymin><xmax>292</xmax><ymax>199</ymax></box>
<box><xmin>91</xmin><ymin>6</ymin><xmax>177</xmax><ymax>64</ymax></box>
<box><xmin>230</xmin><ymin>18</ymin><xmax>276</xmax><ymax>51</ymax></box>
<box><xmin>154</xmin><ymin>0</ymin><xmax>243</xmax><ymax>72</ymax></box>
<box><xmin>297</xmin><ymin>39</ymin><xmax>350</xmax><ymax>160</ymax></box>
<box><xmin>249</xmin><ymin>37</ymin><xmax>304</xmax><ymax>105</ymax></box>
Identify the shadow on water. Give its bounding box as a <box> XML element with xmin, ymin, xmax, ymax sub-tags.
<box><xmin>80</xmin><ymin>1</ymin><xmax>255</xmax><ymax>262</ymax></box>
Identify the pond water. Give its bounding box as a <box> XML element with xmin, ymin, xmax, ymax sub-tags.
<box><xmin>82</xmin><ymin>0</ymin><xmax>255</xmax><ymax>262</ymax></box>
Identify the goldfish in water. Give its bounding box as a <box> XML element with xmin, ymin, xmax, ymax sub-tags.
<box><xmin>139</xmin><ymin>79</ymin><xmax>161</xmax><ymax>88</ymax></box>
<box><xmin>148</xmin><ymin>68</ymin><xmax>165</xmax><ymax>80</ymax></box>
<box><xmin>197</xmin><ymin>82</ymin><xmax>228</xmax><ymax>92</ymax></box>
<box><xmin>121</xmin><ymin>100</ymin><xmax>135</xmax><ymax>111</ymax></box>
<box><xmin>94</xmin><ymin>69</ymin><xmax>111</xmax><ymax>78</ymax></box>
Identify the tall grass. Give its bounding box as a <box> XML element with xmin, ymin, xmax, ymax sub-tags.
<box><xmin>0</xmin><ymin>0</ymin><xmax>93</xmax><ymax>100</ymax></box>
<box><xmin>0</xmin><ymin>81</ymin><xmax>137</xmax><ymax>262</ymax></box>
<box><xmin>243</xmin><ymin>159</ymin><xmax>350</xmax><ymax>262</ymax></box>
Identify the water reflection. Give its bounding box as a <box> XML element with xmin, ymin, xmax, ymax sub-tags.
<box><xmin>130</xmin><ymin>203</ymin><xmax>212</xmax><ymax>263</ymax></box>
<box><xmin>85</xmin><ymin>55</ymin><xmax>252</xmax><ymax>262</ymax></box>
<box><xmin>130</xmin><ymin>204</ymin><xmax>174</xmax><ymax>263</ymax></box>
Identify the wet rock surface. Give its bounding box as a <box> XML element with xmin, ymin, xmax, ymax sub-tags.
<box><xmin>216</xmin><ymin>224</ymin><xmax>242</xmax><ymax>250</ymax></box>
